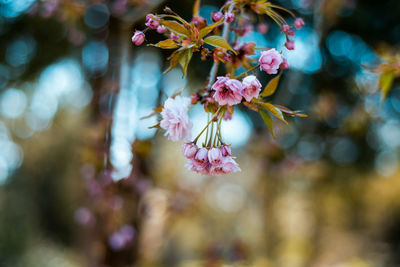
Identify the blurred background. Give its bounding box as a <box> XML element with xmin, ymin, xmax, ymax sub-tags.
<box><xmin>0</xmin><ymin>0</ymin><xmax>400</xmax><ymax>266</ymax></box>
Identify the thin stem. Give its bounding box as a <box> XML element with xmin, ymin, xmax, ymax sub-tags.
<box><xmin>193</xmin><ymin>107</ymin><xmax>222</xmax><ymax>143</ymax></box>
<box><xmin>204</xmin><ymin>112</ymin><xmax>210</xmax><ymax>146</ymax></box>
<box><xmin>216</xmin><ymin>110</ymin><xmax>225</xmax><ymax>145</ymax></box>
<box><xmin>234</xmin><ymin>64</ymin><xmax>260</xmax><ymax>79</ymax></box>
<box><xmin>208</xmin><ymin>121</ymin><xmax>214</xmax><ymax>147</ymax></box>
<box><xmin>269</xmin><ymin>4</ymin><xmax>297</xmax><ymax>19</ymax></box>
<box><xmin>207</xmin><ymin>3</ymin><xmax>233</xmax><ymax>89</ymax></box>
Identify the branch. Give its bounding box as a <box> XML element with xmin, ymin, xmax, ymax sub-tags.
<box><xmin>206</xmin><ymin>4</ymin><xmax>233</xmax><ymax>89</ymax></box>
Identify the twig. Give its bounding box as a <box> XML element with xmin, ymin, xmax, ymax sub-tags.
<box><xmin>206</xmin><ymin>3</ymin><xmax>233</xmax><ymax>89</ymax></box>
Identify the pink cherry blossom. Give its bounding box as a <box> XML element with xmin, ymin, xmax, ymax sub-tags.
<box><xmin>242</xmin><ymin>75</ymin><xmax>262</xmax><ymax>102</ymax></box>
<box><xmin>145</xmin><ymin>14</ymin><xmax>160</xmax><ymax>29</ymax></box>
<box><xmin>221</xmin><ymin>156</ymin><xmax>241</xmax><ymax>174</ymax></box>
<box><xmin>285</xmin><ymin>40</ymin><xmax>295</xmax><ymax>50</ymax></box>
<box><xmin>182</xmin><ymin>143</ymin><xmax>198</xmax><ymax>159</ymax></box>
<box><xmin>280</xmin><ymin>58</ymin><xmax>290</xmax><ymax>70</ymax></box>
<box><xmin>209</xmin><ymin>156</ymin><xmax>240</xmax><ymax>176</ymax></box>
<box><xmin>294</xmin><ymin>18</ymin><xmax>305</xmax><ymax>30</ymax></box>
<box><xmin>220</xmin><ymin>145</ymin><xmax>232</xmax><ymax>157</ymax></box>
<box><xmin>131</xmin><ymin>31</ymin><xmax>145</xmax><ymax>46</ymax></box>
<box><xmin>257</xmin><ymin>23</ymin><xmax>269</xmax><ymax>34</ymax></box>
<box><xmin>156</xmin><ymin>25</ymin><xmax>167</xmax><ymax>33</ymax></box>
<box><xmin>259</xmin><ymin>49</ymin><xmax>283</xmax><ymax>75</ymax></box>
<box><xmin>160</xmin><ymin>96</ymin><xmax>192</xmax><ymax>141</ymax></box>
<box><xmin>208</xmin><ymin>147</ymin><xmax>223</xmax><ymax>165</ymax></box>
<box><xmin>190</xmin><ymin>148</ymin><xmax>210</xmax><ymax>173</ymax></box>
<box><xmin>212</xmin><ymin>77</ymin><xmax>244</xmax><ymax>106</ymax></box>
<box><xmin>212</xmin><ymin>11</ymin><xmax>223</xmax><ymax>22</ymax></box>
<box><xmin>282</xmin><ymin>24</ymin><xmax>290</xmax><ymax>33</ymax></box>
<box><xmin>288</xmin><ymin>29</ymin><xmax>295</xmax><ymax>37</ymax></box>
<box><xmin>225</xmin><ymin>11</ymin><xmax>234</xmax><ymax>23</ymax></box>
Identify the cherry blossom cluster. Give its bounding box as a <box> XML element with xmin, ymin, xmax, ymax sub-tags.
<box><xmin>134</xmin><ymin>0</ymin><xmax>306</xmax><ymax>176</ymax></box>
<box><xmin>183</xmin><ymin>143</ymin><xmax>240</xmax><ymax>175</ymax></box>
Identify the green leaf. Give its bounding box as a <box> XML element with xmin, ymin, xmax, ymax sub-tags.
<box><xmin>178</xmin><ymin>48</ymin><xmax>193</xmax><ymax>77</ymax></box>
<box><xmin>164</xmin><ymin>49</ymin><xmax>184</xmax><ymax>74</ymax></box>
<box><xmin>379</xmin><ymin>70</ymin><xmax>395</xmax><ymax>100</ymax></box>
<box><xmin>274</xmin><ymin>104</ymin><xmax>308</xmax><ymax>117</ymax></box>
<box><xmin>160</xmin><ymin>20</ymin><xmax>190</xmax><ymax>37</ymax></box>
<box><xmin>203</xmin><ymin>35</ymin><xmax>236</xmax><ymax>54</ymax></box>
<box><xmin>151</xmin><ymin>39</ymin><xmax>180</xmax><ymax>49</ymax></box>
<box><xmin>258</xmin><ymin>102</ymin><xmax>287</xmax><ymax>124</ymax></box>
<box><xmin>198</xmin><ymin>18</ymin><xmax>224</xmax><ymax>39</ymax></box>
<box><xmin>261</xmin><ymin>72</ymin><xmax>282</xmax><ymax>97</ymax></box>
<box><xmin>259</xmin><ymin>109</ymin><xmax>275</xmax><ymax>138</ymax></box>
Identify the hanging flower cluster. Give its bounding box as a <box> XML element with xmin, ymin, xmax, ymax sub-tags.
<box><xmin>134</xmin><ymin>0</ymin><xmax>307</xmax><ymax>176</ymax></box>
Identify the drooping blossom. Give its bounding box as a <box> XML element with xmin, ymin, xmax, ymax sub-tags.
<box><xmin>225</xmin><ymin>11</ymin><xmax>234</xmax><ymax>23</ymax></box>
<box><xmin>220</xmin><ymin>145</ymin><xmax>232</xmax><ymax>157</ymax></box>
<box><xmin>282</xmin><ymin>24</ymin><xmax>290</xmax><ymax>33</ymax></box>
<box><xmin>160</xmin><ymin>96</ymin><xmax>192</xmax><ymax>141</ymax></box>
<box><xmin>157</xmin><ymin>25</ymin><xmax>167</xmax><ymax>33</ymax></box>
<box><xmin>185</xmin><ymin>145</ymin><xmax>240</xmax><ymax>176</ymax></box>
<box><xmin>145</xmin><ymin>14</ymin><xmax>160</xmax><ymax>29</ymax></box>
<box><xmin>212</xmin><ymin>77</ymin><xmax>244</xmax><ymax>106</ymax></box>
<box><xmin>208</xmin><ymin>147</ymin><xmax>223</xmax><ymax>165</ymax></box>
<box><xmin>285</xmin><ymin>40</ymin><xmax>295</xmax><ymax>50</ymax></box>
<box><xmin>131</xmin><ymin>31</ymin><xmax>145</xmax><ymax>46</ymax></box>
<box><xmin>294</xmin><ymin>18</ymin><xmax>305</xmax><ymax>30</ymax></box>
<box><xmin>259</xmin><ymin>48</ymin><xmax>283</xmax><ymax>74</ymax></box>
<box><xmin>186</xmin><ymin>148</ymin><xmax>209</xmax><ymax>174</ymax></box>
<box><xmin>257</xmin><ymin>23</ymin><xmax>269</xmax><ymax>34</ymax></box>
<box><xmin>280</xmin><ymin>58</ymin><xmax>290</xmax><ymax>70</ymax></box>
<box><xmin>288</xmin><ymin>29</ymin><xmax>295</xmax><ymax>37</ymax></box>
<box><xmin>209</xmin><ymin>147</ymin><xmax>240</xmax><ymax>176</ymax></box>
<box><xmin>212</xmin><ymin>11</ymin><xmax>223</xmax><ymax>22</ymax></box>
<box><xmin>242</xmin><ymin>75</ymin><xmax>262</xmax><ymax>102</ymax></box>
<box><xmin>182</xmin><ymin>143</ymin><xmax>198</xmax><ymax>159</ymax></box>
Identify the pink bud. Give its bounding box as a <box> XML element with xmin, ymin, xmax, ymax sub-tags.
<box><xmin>257</xmin><ymin>23</ymin><xmax>269</xmax><ymax>34</ymax></box>
<box><xmin>285</xmin><ymin>40</ymin><xmax>295</xmax><ymax>50</ymax></box>
<box><xmin>145</xmin><ymin>14</ymin><xmax>160</xmax><ymax>29</ymax></box>
<box><xmin>220</xmin><ymin>145</ymin><xmax>232</xmax><ymax>157</ymax></box>
<box><xmin>156</xmin><ymin>25</ymin><xmax>167</xmax><ymax>33</ymax></box>
<box><xmin>170</xmin><ymin>32</ymin><xmax>179</xmax><ymax>41</ymax></box>
<box><xmin>280</xmin><ymin>58</ymin><xmax>290</xmax><ymax>70</ymax></box>
<box><xmin>282</xmin><ymin>24</ymin><xmax>290</xmax><ymax>33</ymax></box>
<box><xmin>194</xmin><ymin>148</ymin><xmax>209</xmax><ymax>166</ymax></box>
<box><xmin>288</xmin><ymin>29</ymin><xmax>295</xmax><ymax>37</ymax></box>
<box><xmin>182</xmin><ymin>143</ymin><xmax>198</xmax><ymax>159</ymax></box>
<box><xmin>225</xmin><ymin>11</ymin><xmax>234</xmax><ymax>23</ymax></box>
<box><xmin>131</xmin><ymin>31</ymin><xmax>145</xmax><ymax>46</ymax></box>
<box><xmin>294</xmin><ymin>18</ymin><xmax>305</xmax><ymax>30</ymax></box>
<box><xmin>212</xmin><ymin>11</ymin><xmax>223</xmax><ymax>22</ymax></box>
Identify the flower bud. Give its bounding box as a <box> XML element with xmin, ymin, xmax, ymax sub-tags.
<box><xmin>182</xmin><ymin>143</ymin><xmax>198</xmax><ymax>159</ymax></box>
<box><xmin>257</xmin><ymin>23</ymin><xmax>269</xmax><ymax>34</ymax></box>
<box><xmin>294</xmin><ymin>18</ymin><xmax>305</xmax><ymax>30</ymax></box>
<box><xmin>212</xmin><ymin>11</ymin><xmax>223</xmax><ymax>22</ymax></box>
<box><xmin>131</xmin><ymin>31</ymin><xmax>145</xmax><ymax>46</ymax></box>
<box><xmin>225</xmin><ymin>11</ymin><xmax>234</xmax><ymax>23</ymax></box>
<box><xmin>285</xmin><ymin>40</ymin><xmax>295</xmax><ymax>50</ymax></box>
<box><xmin>156</xmin><ymin>25</ymin><xmax>167</xmax><ymax>33</ymax></box>
<box><xmin>280</xmin><ymin>58</ymin><xmax>290</xmax><ymax>70</ymax></box>
<box><xmin>282</xmin><ymin>24</ymin><xmax>290</xmax><ymax>33</ymax></box>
